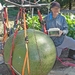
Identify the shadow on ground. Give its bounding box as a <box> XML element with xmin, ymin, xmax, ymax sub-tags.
<box><xmin>0</xmin><ymin>63</ymin><xmax>12</xmax><ymax>75</ymax></box>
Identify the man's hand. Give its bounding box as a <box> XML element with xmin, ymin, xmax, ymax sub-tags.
<box><xmin>58</xmin><ymin>30</ymin><xmax>63</xmax><ymax>37</ymax></box>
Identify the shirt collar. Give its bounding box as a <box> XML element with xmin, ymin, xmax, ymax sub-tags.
<box><xmin>50</xmin><ymin>12</ymin><xmax>60</xmax><ymax>20</ymax></box>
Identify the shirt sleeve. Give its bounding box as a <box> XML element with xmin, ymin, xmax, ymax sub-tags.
<box><xmin>62</xmin><ymin>17</ymin><xmax>68</xmax><ymax>35</ymax></box>
<box><xmin>43</xmin><ymin>16</ymin><xmax>47</xmax><ymax>22</ymax></box>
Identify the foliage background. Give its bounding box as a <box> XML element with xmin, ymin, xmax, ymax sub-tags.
<box><xmin>0</xmin><ymin>0</ymin><xmax>75</xmax><ymax>39</ymax></box>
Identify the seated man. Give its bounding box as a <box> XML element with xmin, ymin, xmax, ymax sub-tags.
<box><xmin>44</xmin><ymin>1</ymin><xmax>75</xmax><ymax>59</ymax></box>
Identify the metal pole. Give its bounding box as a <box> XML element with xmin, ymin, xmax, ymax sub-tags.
<box><xmin>32</xmin><ymin>8</ymin><xmax>34</xmax><ymax>17</ymax></box>
<box><xmin>5</xmin><ymin>0</ymin><xmax>50</xmax><ymax>8</ymax></box>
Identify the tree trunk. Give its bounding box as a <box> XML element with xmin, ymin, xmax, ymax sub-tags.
<box><xmin>69</xmin><ymin>0</ymin><xmax>72</xmax><ymax>10</ymax></box>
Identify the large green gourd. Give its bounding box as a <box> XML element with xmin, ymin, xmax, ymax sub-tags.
<box><xmin>4</xmin><ymin>29</ymin><xmax>56</xmax><ymax>75</ymax></box>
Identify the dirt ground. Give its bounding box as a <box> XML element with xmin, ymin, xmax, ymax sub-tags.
<box><xmin>48</xmin><ymin>50</ymin><xmax>75</xmax><ymax>75</ymax></box>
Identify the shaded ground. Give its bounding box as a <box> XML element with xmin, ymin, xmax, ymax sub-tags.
<box><xmin>48</xmin><ymin>49</ymin><xmax>75</xmax><ymax>75</ymax></box>
<box><xmin>0</xmin><ymin>63</ymin><xmax>12</xmax><ymax>75</ymax></box>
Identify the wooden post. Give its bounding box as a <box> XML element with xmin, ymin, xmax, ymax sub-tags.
<box><xmin>69</xmin><ymin>0</ymin><xmax>72</xmax><ymax>10</ymax></box>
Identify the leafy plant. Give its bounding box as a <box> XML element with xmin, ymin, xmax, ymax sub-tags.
<box><xmin>62</xmin><ymin>14</ymin><xmax>75</xmax><ymax>39</ymax></box>
<box><xmin>26</xmin><ymin>14</ymin><xmax>42</xmax><ymax>30</ymax></box>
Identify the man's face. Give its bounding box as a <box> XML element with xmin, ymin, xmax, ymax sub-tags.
<box><xmin>51</xmin><ymin>6</ymin><xmax>60</xmax><ymax>15</ymax></box>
